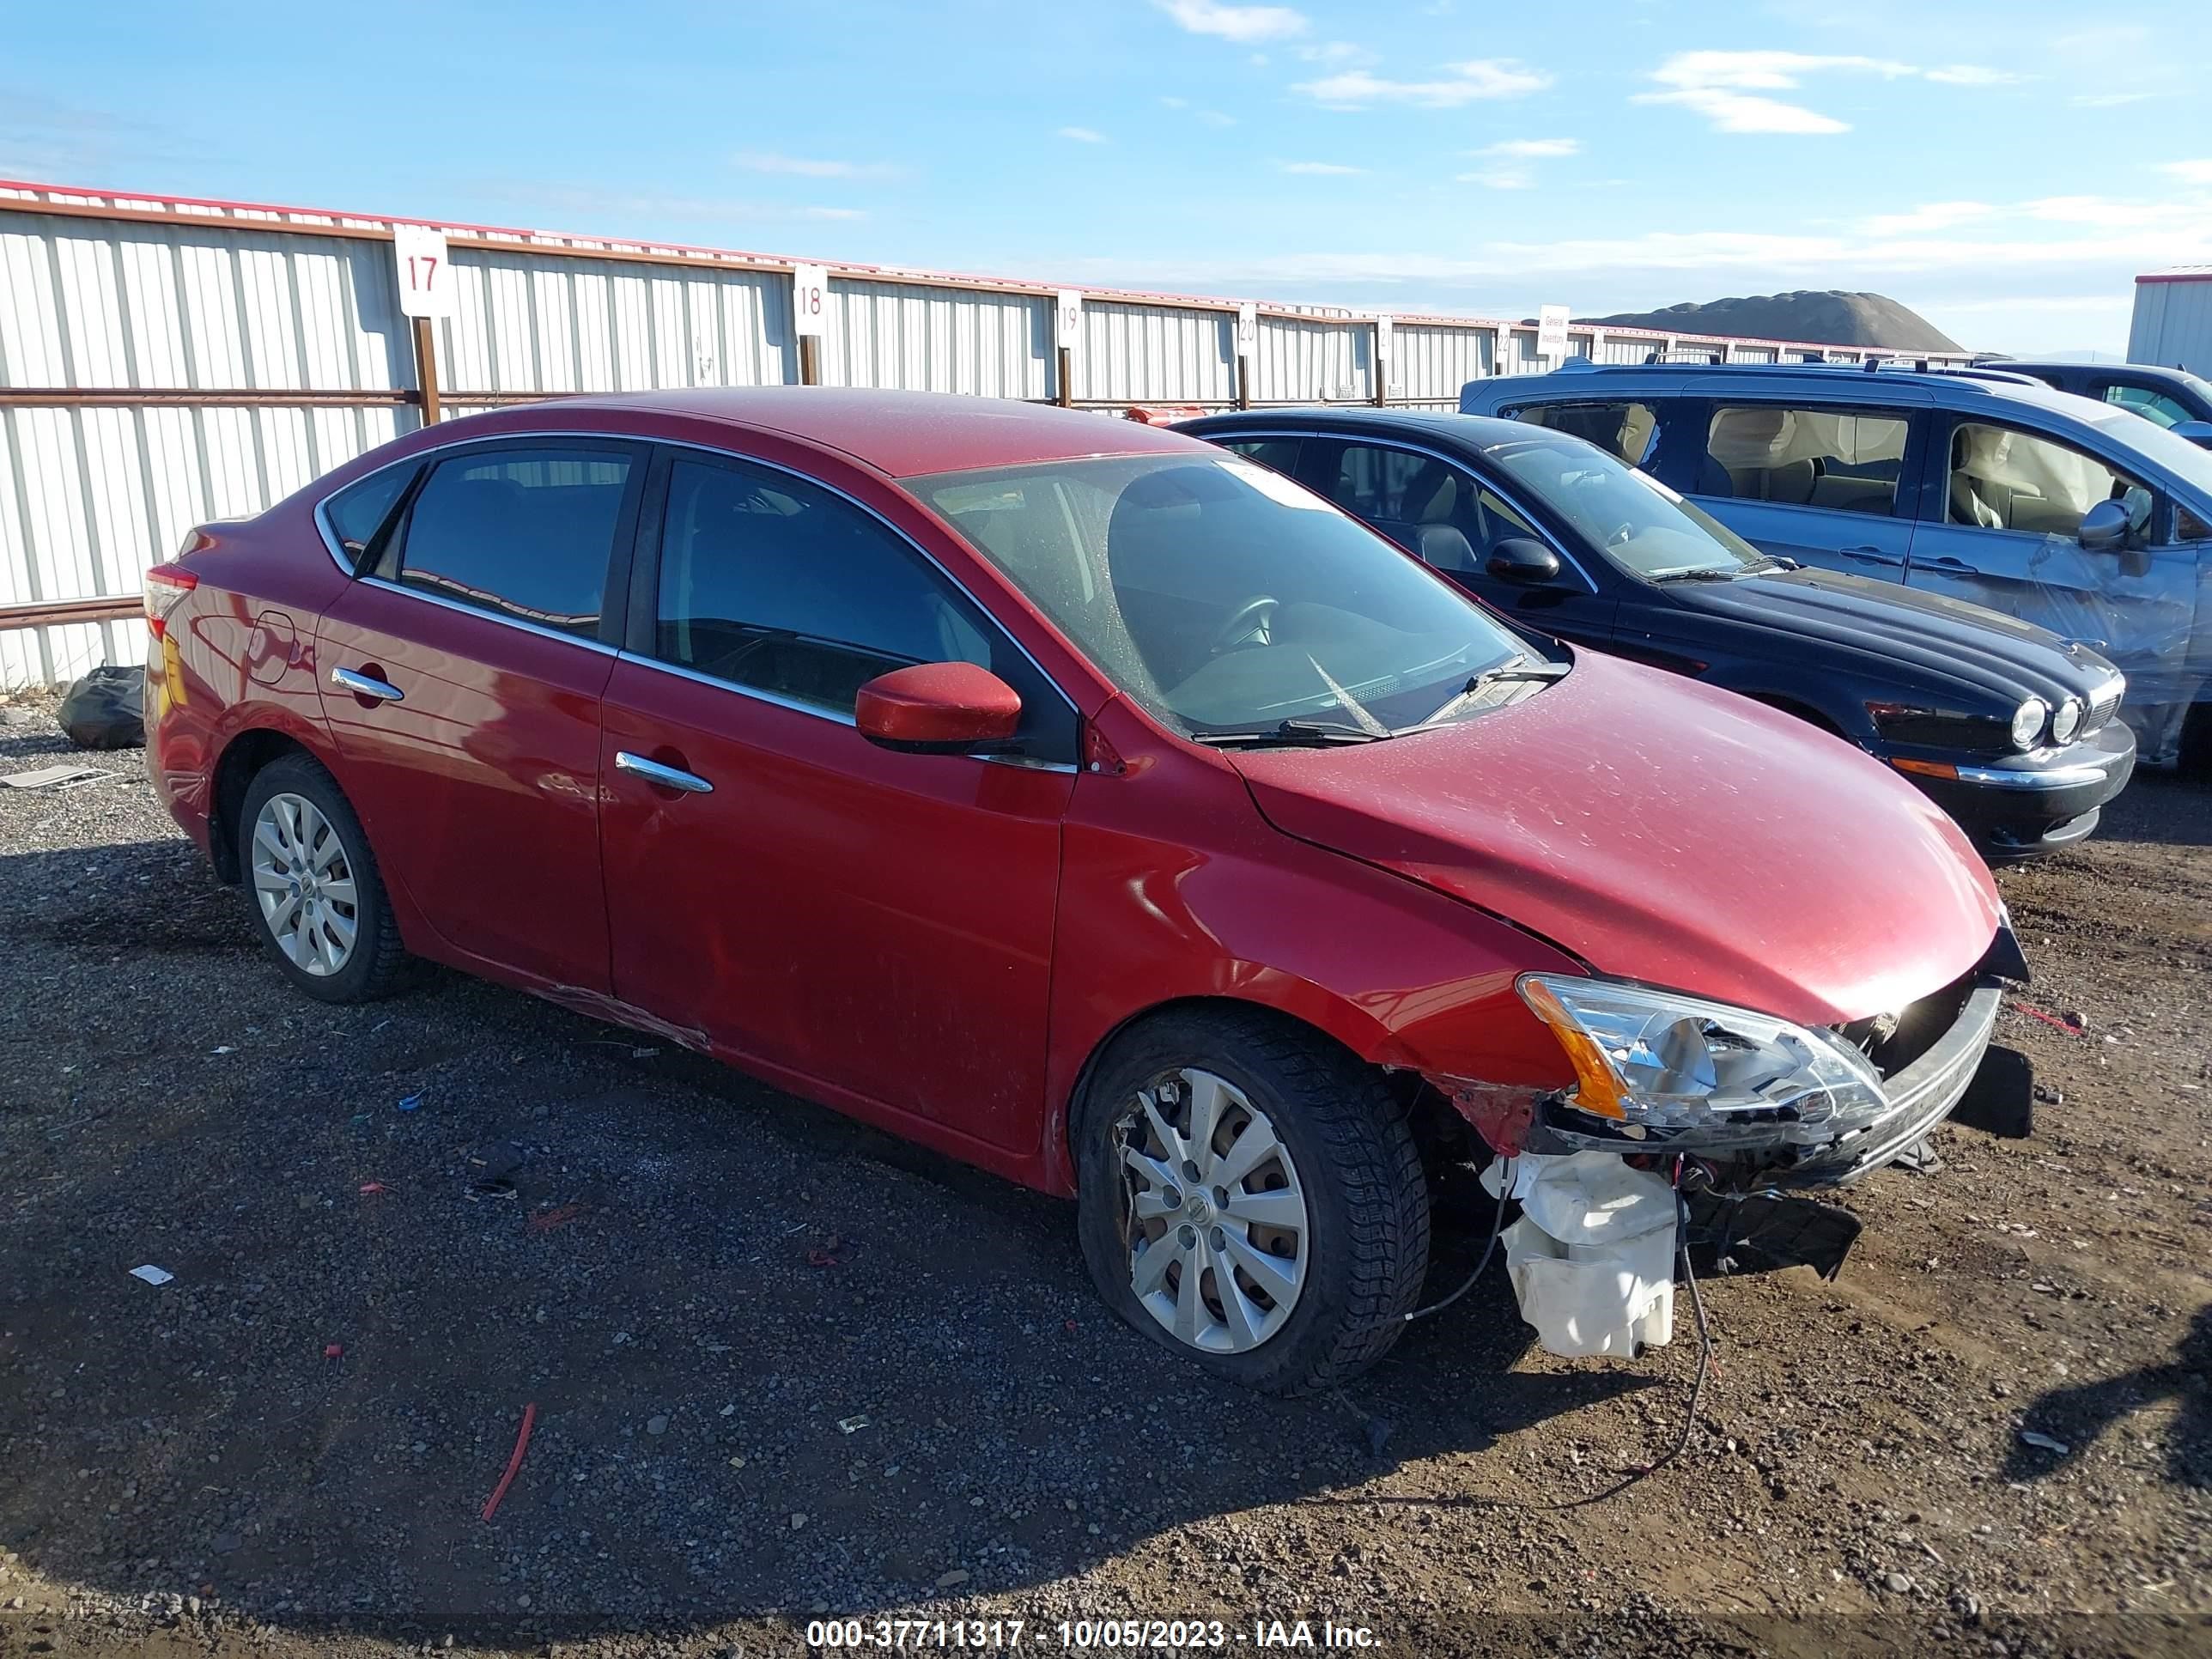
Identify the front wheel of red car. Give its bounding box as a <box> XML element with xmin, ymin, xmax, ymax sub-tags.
<box><xmin>236</xmin><ymin>754</ymin><xmax>410</xmax><ymax>1004</ymax></box>
<box><xmin>1073</xmin><ymin>1009</ymin><xmax>1430</xmax><ymax>1395</ymax></box>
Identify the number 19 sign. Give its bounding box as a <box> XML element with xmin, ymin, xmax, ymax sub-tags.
<box><xmin>393</xmin><ymin>224</ymin><xmax>456</xmax><ymax>320</ymax></box>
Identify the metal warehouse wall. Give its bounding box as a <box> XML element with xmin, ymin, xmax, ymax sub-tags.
<box><xmin>2130</xmin><ymin>273</ymin><xmax>2212</xmax><ymax>377</ymax></box>
<box><xmin>0</xmin><ymin>179</ymin><xmax>1969</xmax><ymax>686</ymax></box>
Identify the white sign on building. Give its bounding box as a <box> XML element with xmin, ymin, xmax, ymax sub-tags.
<box><xmin>791</xmin><ymin>264</ymin><xmax>830</xmax><ymax>337</ymax></box>
<box><xmin>1536</xmin><ymin>303</ymin><xmax>1572</xmax><ymax>362</ymax></box>
<box><xmin>392</xmin><ymin>224</ymin><xmax>456</xmax><ymax>320</ymax></box>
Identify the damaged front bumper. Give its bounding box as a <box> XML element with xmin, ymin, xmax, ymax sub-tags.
<box><xmin>1436</xmin><ymin>924</ymin><xmax>2031</xmax><ymax>1192</ymax></box>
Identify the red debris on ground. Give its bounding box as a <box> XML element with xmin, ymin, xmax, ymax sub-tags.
<box><xmin>480</xmin><ymin>1402</ymin><xmax>538</xmax><ymax>1523</ymax></box>
<box><xmin>2013</xmin><ymin>1000</ymin><xmax>2086</xmax><ymax>1036</ymax></box>
<box><xmin>528</xmin><ymin>1203</ymin><xmax>586</xmax><ymax>1233</ymax></box>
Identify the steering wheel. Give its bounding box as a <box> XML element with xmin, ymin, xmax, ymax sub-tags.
<box><xmin>1211</xmin><ymin>594</ymin><xmax>1279</xmax><ymax>653</ymax></box>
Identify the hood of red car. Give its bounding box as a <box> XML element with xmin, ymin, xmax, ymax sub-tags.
<box><xmin>1231</xmin><ymin>653</ymin><xmax>2002</xmax><ymax>1027</ymax></box>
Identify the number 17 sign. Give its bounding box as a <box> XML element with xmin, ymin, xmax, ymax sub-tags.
<box><xmin>393</xmin><ymin>224</ymin><xmax>457</xmax><ymax>320</ymax></box>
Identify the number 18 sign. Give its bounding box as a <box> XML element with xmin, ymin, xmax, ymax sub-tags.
<box><xmin>393</xmin><ymin>224</ymin><xmax>456</xmax><ymax>320</ymax></box>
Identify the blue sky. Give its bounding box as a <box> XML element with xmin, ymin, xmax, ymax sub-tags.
<box><xmin>7</xmin><ymin>0</ymin><xmax>2209</xmax><ymax>354</ymax></box>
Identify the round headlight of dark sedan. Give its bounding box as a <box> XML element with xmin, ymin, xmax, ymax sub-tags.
<box><xmin>2010</xmin><ymin>697</ymin><xmax>2050</xmax><ymax>751</ymax></box>
<box><xmin>2050</xmin><ymin>696</ymin><xmax>2084</xmax><ymax>745</ymax></box>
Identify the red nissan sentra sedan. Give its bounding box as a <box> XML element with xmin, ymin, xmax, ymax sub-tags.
<box><xmin>144</xmin><ymin>388</ymin><xmax>2024</xmax><ymax>1393</ymax></box>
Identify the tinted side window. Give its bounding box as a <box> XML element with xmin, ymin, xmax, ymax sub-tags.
<box><xmin>394</xmin><ymin>448</ymin><xmax>633</xmax><ymax>635</ymax></box>
<box><xmin>324</xmin><ymin>465</ymin><xmax>415</xmax><ymax>561</ymax></box>
<box><xmin>655</xmin><ymin>456</ymin><xmax>1076</xmax><ymax>757</ymax></box>
<box><xmin>1701</xmin><ymin>405</ymin><xmax>1908</xmax><ymax>516</ymax></box>
<box><xmin>1947</xmin><ymin>422</ymin><xmax>2153</xmax><ymax>542</ymax></box>
<box><xmin>1218</xmin><ymin>437</ymin><xmax>1301</xmax><ymax>475</ymax></box>
<box><xmin>2100</xmin><ymin>383</ymin><xmax>2192</xmax><ymax>429</ymax></box>
<box><xmin>1323</xmin><ymin>443</ymin><xmax>1462</xmax><ymax>526</ymax></box>
<box><xmin>1506</xmin><ymin>402</ymin><xmax>1658</xmax><ymax>465</ymax></box>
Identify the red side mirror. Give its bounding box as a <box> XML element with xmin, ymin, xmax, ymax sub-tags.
<box><xmin>854</xmin><ymin>662</ymin><xmax>1023</xmax><ymax>753</ymax></box>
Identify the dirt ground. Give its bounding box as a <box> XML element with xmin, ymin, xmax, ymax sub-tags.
<box><xmin>1</xmin><ymin>695</ymin><xmax>2206</xmax><ymax>1659</ymax></box>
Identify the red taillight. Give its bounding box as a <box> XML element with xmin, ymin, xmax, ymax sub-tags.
<box><xmin>143</xmin><ymin>563</ymin><xmax>198</xmax><ymax>641</ymax></box>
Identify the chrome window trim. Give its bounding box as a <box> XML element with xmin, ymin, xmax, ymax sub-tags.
<box><xmin>611</xmin><ymin>648</ymin><xmax>1079</xmax><ymax>773</ymax></box>
<box><xmin>312</xmin><ymin>458</ymin><xmax>425</xmax><ymax>575</ymax></box>
<box><xmin>319</xmin><ymin>426</ymin><xmax>1085</xmax><ymax>748</ymax></box>
<box><xmin>357</xmin><ymin>574</ymin><xmax>620</xmax><ymax>655</ymax></box>
<box><xmin>1201</xmin><ymin>424</ymin><xmax>1602</xmax><ymax>595</ymax></box>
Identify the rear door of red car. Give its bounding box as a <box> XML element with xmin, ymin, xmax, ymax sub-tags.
<box><xmin>315</xmin><ymin>437</ymin><xmax>647</xmax><ymax>991</ymax></box>
<box><xmin>597</xmin><ymin>446</ymin><xmax>1079</xmax><ymax>1154</ymax></box>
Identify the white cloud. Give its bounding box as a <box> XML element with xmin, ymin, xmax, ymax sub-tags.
<box><xmin>2162</xmin><ymin>160</ymin><xmax>2212</xmax><ymax>185</ymax></box>
<box><xmin>2071</xmin><ymin>91</ymin><xmax>2156</xmax><ymax>107</ymax></box>
<box><xmin>1477</xmin><ymin>137</ymin><xmax>1581</xmax><ymax>159</ymax></box>
<box><xmin>2025</xmin><ymin>195</ymin><xmax>2172</xmax><ymax>228</ymax></box>
<box><xmin>1057</xmin><ymin>126</ymin><xmax>1108</xmax><ymax>143</ymax></box>
<box><xmin>1457</xmin><ymin>167</ymin><xmax>1534</xmax><ymax>190</ymax></box>
<box><xmin>1279</xmin><ymin>160</ymin><xmax>1366</xmax><ymax>175</ymax></box>
<box><xmin>1924</xmin><ymin>64</ymin><xmax>2021</xmax><ymax>86</ymax></box>
<box><xmin>1297</xmin><ymin>41</ymin><xmax>1374</xmax><ymax>67</ymax></box>
<box><xmin>1154</xmin><ymin>0</ymin><xmax>1307</xmax><ymax>43</ymax></box>
<box><xmin>732</xmin><ymin>150</ymin><xmax>900</xmax><ymax>179</ymax></box>
<box><xmin>1458</xmin><ymin>137</ymin><xmax>1579</xmax><ymax>190</ymax></box>
<box><xmin>799</xmin><ymin>207</ymin><xmax>867</xmax><ymax>221</ymax></box>
<box><xmin>1199</xmin><ymin>109</ymin><xmax>1238</xmax><ymax>127</ymax></box>
<box><xmin>1636</xmin><ymin>50</ymin><xmax>2009</xmax><ymax>135</ymax></box>
<box><xmin>1294</xmin><ymin>58</ymin><xmax>1552</xmax><ymax>109</ymax></box>
<box><xmin>1158</xmin><ymin>95</ymin><xmax>1189</xmax><ymax>108</ymax></box>
<box><xmin>1863</xmin><ymin>200</ymin><xmax>1996</xmax><ymax>235</ymax></box>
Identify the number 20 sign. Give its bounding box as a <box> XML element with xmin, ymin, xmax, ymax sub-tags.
<box><xmin>392</xmin><ymin>224</ymin><xmax>456</xmax><ymax>320</ymax></box>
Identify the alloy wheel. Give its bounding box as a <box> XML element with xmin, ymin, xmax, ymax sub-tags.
<box><xmin>1115</xmin><ymin>1066</ymin><xmax>1310</xmax><ymax>1353</ymax></box>
<box><xmin>250</xmin><ymin>791</ymin><xmax>360</xmax><ymax>976</ymax></box>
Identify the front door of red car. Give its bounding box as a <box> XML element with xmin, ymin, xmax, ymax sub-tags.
<box><xmin>316</xmin><ymin>438</ymin><xmax>647</xmax><ymax>991</ymax></box>
<box><xmin>598</xmin><ymin>449</ymin><xmax>1079</xmax><ymax>1153</ymax></box>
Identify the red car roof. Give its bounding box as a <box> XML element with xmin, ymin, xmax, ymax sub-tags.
<box><xmin>557</xmin><ymin>387</ymin><xmax>1199</xmax><ymax>477</ymax></box>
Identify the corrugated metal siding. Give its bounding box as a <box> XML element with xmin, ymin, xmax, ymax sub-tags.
<box><xmin>1499</xmin><ymin>328</ymin><xmax>1544</xmax><ymax>375</ymax></box>
<box><xmin>1393</xmin><ymin>322</ymin><xmax>1494</xmax><ymax>402</ymax></box>
<box><xmin>1595</xmin><ymin>334</ymin><xmax>1656</xmax><ymax>365</ymax></box>
<box><xmin>2</xmin><ymin>210</ymin><xmax>419</xmax><ymax>684</ymax></box>
<box><xmin>2131</xmin><ymin>279</ymin><xmax>2212</xmax><ymax>375</ymax></box>
<box><xmin>0</xmin><ymin>179</ymin><xmax>1980</xmax><ymax>684</ymax></box>
<box><xmin>1077</xmin><ymin>301</ymin><xmax>1233</xmax><ymax>404</ymax></box>
<box><xmin>1731</xmin><ymin>344</ymin><xmax>1779</xmax><ymax>365</ymax></box>
<box><xmin>2</xmin><ymin>212</ymin><xmax>410</xmax><ymax>392</ymax></box>
<box><xmin>1249</xmin><ymin>315</ymin><xmax>1367</xmax><ymax>403</ymax></box>
<box><xmin>440</xmin><ymin>248</ymin><xmax>793</xmax><ymax>394</ymax></box>
<box><xmin>821</xmin><ymin>279</ymin><xmax>1046</xmax><ymax>398</ymax></box>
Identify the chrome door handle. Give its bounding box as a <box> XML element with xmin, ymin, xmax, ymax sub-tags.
<box><xmin>1917</xmin><ymin>556</ymin><xmax>1978</xmax><ymax>573</ymax></box>
<box><xmin>331</xmin><ymin>665</ymin><xmax>404</xmax><ymax>702</ymax></box>
<box><xmin>614</xmin><ymin>750</ymin><xmax>714</xmax><ymax>794</ymax></box>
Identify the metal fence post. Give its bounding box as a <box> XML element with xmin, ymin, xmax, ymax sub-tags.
<box><xmin>1056</xmin><ymin>346</ymin><xmax>1073</xmax><ymax>408</ymax></box>
<box><xmin>411</xmin><ymin>316</ymin><xmax>442</xmax><ymax>424</ymax></box>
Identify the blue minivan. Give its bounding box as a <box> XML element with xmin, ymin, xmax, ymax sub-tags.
<box><xmin>1461</xmin><ymin>363</ymin><xmax>2212</xmax><ymax>773</ymax></box>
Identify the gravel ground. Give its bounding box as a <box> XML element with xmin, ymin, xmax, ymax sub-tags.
<box><xmin>1</xmin><ymin>692</ymin><xmax>2207</xmax><ymax>1659</ymax></box>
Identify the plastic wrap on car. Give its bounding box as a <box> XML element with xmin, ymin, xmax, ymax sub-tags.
<box><xmin>1911</xmin><ymin>544</ymin><xmax>2203</xmax><ymax>767</ymax></box>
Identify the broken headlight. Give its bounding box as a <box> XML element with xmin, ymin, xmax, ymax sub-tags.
<box><xmin>1517</xmin><ymin>974</ymin><xmax>1891</xmax><ymax>1150</ymax></box>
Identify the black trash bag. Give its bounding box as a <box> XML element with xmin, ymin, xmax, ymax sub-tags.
<box><xmin>57</xmin><ymin>665</ymin><xmax>146</xmax><ymax>750</ymax></box>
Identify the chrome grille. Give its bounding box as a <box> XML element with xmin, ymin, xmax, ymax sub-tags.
<box><xmin>2084</xmin><ymin>675</ymin><xmax>2124</xmax><ymax>735</ymax></box>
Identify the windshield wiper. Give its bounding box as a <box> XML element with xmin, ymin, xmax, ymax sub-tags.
<box><xmin>1649</xmin><ymin>567</ymin><xmax>1744</xmax><ymax>583</ymax></box>
<box><xmin>1411</xmin><ymin>658</ymin><xmax>1570</xmax><ymax>728</ymax></box>
<box><xmin>1187</xmin><ymin>717</ymin><xmax>1388</xmax><ymax>748</ymax></box>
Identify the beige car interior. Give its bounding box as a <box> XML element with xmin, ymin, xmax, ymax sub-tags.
<box><xmin>1948</xmin><ymin>422</ymin><xmax>2152</xmax><ymax>541</ymax></box>
<box><xmin>1703</xmin><ymin>406</ymin><xmax>1906</xmax><ymax>515</ymax></box>
<box><xmin>1519</xmin><ymin>402</ymin><xmax>1657</xmax><ymax>466</ymax></box>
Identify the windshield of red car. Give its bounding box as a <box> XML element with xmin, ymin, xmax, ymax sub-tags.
<box><xmin>911</xmin><ymin>453</ymin><xmax>1528</xmax><ymax>736</ymax></box>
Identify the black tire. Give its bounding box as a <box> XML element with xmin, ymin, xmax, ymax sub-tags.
<box><xmin>1073</xmin><ymin>1007</ymin><xmax>1430</xmax><ymax>1395</ymax></box>
<box><xmin>235</xmin><ymin>753</ymin><xmax>410</xmax><ymax>1004</ymax></box>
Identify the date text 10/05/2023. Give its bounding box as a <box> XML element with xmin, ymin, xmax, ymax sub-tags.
<box><xmin>804</xmin><ymin>1618</ymin><xmax>1382</xmax><ymax>1650</ymax></box>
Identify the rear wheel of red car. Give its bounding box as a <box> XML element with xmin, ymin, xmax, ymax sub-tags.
<box><xmin>236</xmin><ymin>754</ymin><xmax>409</xmax><ymax>1004</ymax></box>
<box><xmin>1073</xmin><ymin>1008</ymin><xmax>1430</xmax><ymax>1395</ymax></box>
